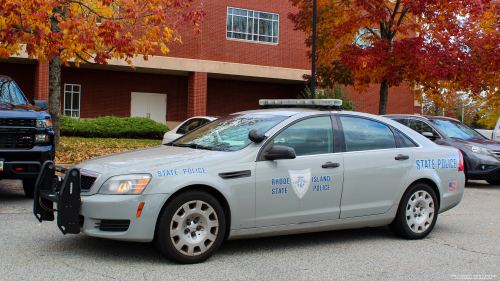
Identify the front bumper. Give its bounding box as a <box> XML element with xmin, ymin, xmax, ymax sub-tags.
<box><xmin>0</xmin><ymin>145</ymin><xmax>53</xmax><ymax>179</ymax></box>
<box><xmin>467</xmin><ymin>165</ymin><xmax>500</xmax><ymax>181</ymax></box>
<box><xmin>34</xmin><ymin>161</ymin><xmax>169</xmax><ymax>242</ymax></box>
<box><xmin>464</xmin><ymin>152</ymin><xmax>500</xmax><ymax>181</ymax></box>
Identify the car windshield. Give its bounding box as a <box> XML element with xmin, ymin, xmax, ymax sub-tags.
<box><xmin>0</xmin><ymin>79</ymin><xmax>28</xmax><ymax>105</ymax></box>
<box><xmin>429</xmin><ymin>119</ymin><xmax>485</xmax><ymax>140</ymax></box>
<box><xmin>172</xmin><ymin>113</ymin><xmax>288</xmax><ymax>151</ymax></box>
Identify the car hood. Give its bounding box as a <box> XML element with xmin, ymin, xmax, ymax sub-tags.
<box><xmin>77</xmin><ymin>145</ymin><xmax>225</xmax><ymax>175</ymax></box>
<box><xmin>450</xmin><ymin>138</ymin><xmax>500</xmax><ymax>150</ymax></box>
<box><xmin>0</xmin><ymin>102</ymin><xmax>48</xmax><ymax>119</ymax></box>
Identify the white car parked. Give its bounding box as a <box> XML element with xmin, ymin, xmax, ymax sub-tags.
<box><xmin>162</xmin><ymin>116</ymin><xmax>216</xmax><ymax>144</ymax></box>
<box><xmin>34</xmin><ymin>99</ymin><xmax>465</xmax><ymax>264</ymax></box>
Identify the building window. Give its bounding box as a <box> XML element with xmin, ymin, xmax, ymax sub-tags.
<box><xmin>226</xmin><ymin>7</ymin><xmax>279</xmax><ymax>44</ymax></box>
<box><xmin>64</xmin><ymin>84</ymin><xmax>81</xmax><ymax>118</ymax></box>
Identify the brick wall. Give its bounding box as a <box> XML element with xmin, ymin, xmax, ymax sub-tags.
<box><xmin>161</xmin><ymin>0</ymin><xmax>311</xmax><ymax>70</ymax></box>
<box><xmin>207</xmin><ymin>78</ymin><xmax>305</xmax><ymax>116</ymax></box>
<box><xmin>34</xmin><ymin>62</ymin><xmax>49</xmax><ymax>101</ymax></box>
<box><xmin>187</xmin><ymin>72</ymin><xmax>208</xmax><ymax>117</ymax></box>
<box><xmin>61</xmin><ymin>67</ymin><xmax>189</xmax><ymax>121</ymax></box>
<box><xmin>0</xmin><ymin>62</ymin><xmax>36</xmax><ymax>101</ymax></box>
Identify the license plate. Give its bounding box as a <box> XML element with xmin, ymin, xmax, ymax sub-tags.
<box><xmin>0</xmin><ymin>160</ymin><xmax>3</xmax><ymax>171</ymax></box>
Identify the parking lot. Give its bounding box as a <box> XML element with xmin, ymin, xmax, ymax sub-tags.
<box><xmin>0</xmin><ymin>179</ymin><xmax>498</xmax><ymax>280</ymax></box>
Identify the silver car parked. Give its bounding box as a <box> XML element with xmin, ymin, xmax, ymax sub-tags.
<box><xmin>34</xmin><ymin>100</ymin><xmax>465</xmax><ymax>264</ymax></box>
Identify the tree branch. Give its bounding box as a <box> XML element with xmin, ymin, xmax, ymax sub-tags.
<box><xmin>75</xmin><ymin>52</ymin><xmax>97</xmax><ymax>64</ymax></box>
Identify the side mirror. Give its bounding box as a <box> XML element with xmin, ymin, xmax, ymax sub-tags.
<box><xmin>249</xmin><ymin>129</ymin><xmax>265</xmax><ymax>143</ymax></box>
<box><xmin>265</xmin><ymin>146</ymin><xmax>296</xmax><ymax>160</ymax></box>
<box><xmin>33</xmin><ymin>100</ymin><xmax>48</xmax><ymax>110</ymax></box>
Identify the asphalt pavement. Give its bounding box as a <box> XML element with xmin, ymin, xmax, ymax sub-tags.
<box><xmin>0</xmin><ymin>179</ymin><xmax>499</xmax><ymax>280</ymax></box>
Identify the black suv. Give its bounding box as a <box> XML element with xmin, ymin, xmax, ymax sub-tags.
<box><xmin>384</xmin><ymin>114</ymin><xmax>500</xmax><ymax>185</ymax></box>
<box><xmin>0</xmin><ymin>75</ymin><xmax>55</xmax><ymax>197</ymax></box>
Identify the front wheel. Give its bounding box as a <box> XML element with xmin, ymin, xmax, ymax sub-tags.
<box><xmin>389</xmin><ymin>183</ymin><xmax>438</xmax><ymax>239</ymax></box>
<box><xmin>155</xmin><ymin>190</ymin><xmax>226</xmax><ymax>264</ymax></box>
<box><xmin>22</xmin><ymin>179</ymin><xmax>36</xmax><ymax>198</ymax></box>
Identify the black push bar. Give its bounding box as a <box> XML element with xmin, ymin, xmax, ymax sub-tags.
<box><xmin>33</xmin><ymin>160</ymin><xmax>81</xmax><ymax>234</ymax></box>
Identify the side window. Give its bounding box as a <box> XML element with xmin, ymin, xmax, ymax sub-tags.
<box><xmin>408</xmin><ymin>119</ymin><xmax>436</xmax><ymax>135</ymax></box>
<box><xmin>177</xmin><ymin>119</ymin><xmax>202</xmax><ymax>135</ymax></box>
<box><xmin>340</xmin><ymin>116</ymin><xmax>397</xmax><ymax>152</ymax></box>
<box><xmin>272</xmin><ymin>116</ymin><xmax>333</xmax><ymax>156</ymax></box>
<box><xmin>392</xmin><ymin>119</ymin><xmax>405</xmax><ymax>125</ymax></box>
<box><xmin>398</xmin><ymin>131</ymin><xmax>418</xmax><ymax>147</ymax></box>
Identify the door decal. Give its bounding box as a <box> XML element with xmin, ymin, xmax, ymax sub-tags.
<box><xmin>289</xmin><ymin>168</ymin><xmax>312</xmax><ymax>199</ymax></box>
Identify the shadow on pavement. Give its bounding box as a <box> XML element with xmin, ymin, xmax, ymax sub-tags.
<box><xmin>35</xmin><ymin>225</ymin><xmax>396</xmax><ymax>264</ymax></box>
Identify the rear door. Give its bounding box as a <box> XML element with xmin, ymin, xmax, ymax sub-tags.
<box><xmin>338</xmin><ymin>116</ymin><xmax>412</xmax><ymax>218</ymax></box>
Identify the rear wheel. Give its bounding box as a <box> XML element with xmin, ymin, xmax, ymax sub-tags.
<box><xmin>22</xmin><ymin>179</ymin><xmax>36</xmax><ymax>198</ymax></box>
<box><xmin>154</xmin><ymin>190</ymin><xmax>226</xmax><ymax>264</ymax></box>
<box><xmin>389</xmin><ymin>183</ymin><xmax>438</xmax><ymax>239</ymax></box>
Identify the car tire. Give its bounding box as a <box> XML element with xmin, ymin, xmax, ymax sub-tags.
<box><xmin>389</xmin><ymin>183</ymin><xmax>438</xmax><ymax>239</ymax></box>
<box><xmin>22</xmin><ymin>179</ymin><xmax>36</xmax><ymax>198</ymax></box>
<box><xmin>154</xmin><ymin>190</ymin><xmax>226</xmax><ymax>264</ymax></box>
<box><xmin>486</xmin><ymin>180</ymin><xmax>500</xmax><ymax>185</ymax></box>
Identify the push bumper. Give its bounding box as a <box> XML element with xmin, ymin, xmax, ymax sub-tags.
<box><xmin>33</xmin><ymin>161</ymin><xmax>168</xmax><ymax>242</ymax></box>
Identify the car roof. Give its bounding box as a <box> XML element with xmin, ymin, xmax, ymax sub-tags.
<box><xmin>384</xmin><ymin>114</ymin><xmax>460</xmax><ymax>122</ymax></box>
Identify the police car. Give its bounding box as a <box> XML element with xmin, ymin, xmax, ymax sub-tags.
<box><xmin>34</xmin><ymin>99</ymin><xmax>465</xmax><ymax>264</ymax></box>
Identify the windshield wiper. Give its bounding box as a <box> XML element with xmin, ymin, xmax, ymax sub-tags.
<box><xmin>170</xmin><ymin>143</ymin><xmax>215</xmax><ymax>150</ymax></box>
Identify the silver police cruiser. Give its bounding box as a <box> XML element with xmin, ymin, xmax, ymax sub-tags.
<box><xmin>34</xmin><ymin>99</ymin><xmax>465</xmax><ymax>264</ymax></box>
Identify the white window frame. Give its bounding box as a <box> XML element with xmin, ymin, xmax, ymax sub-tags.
<box><xmin>226</xmin><ymin>7</ymin><xmax>279</xmax><ymax>45</ymax></box>
<box><xmin>64</xmin><ymin>84</ymin><xmax>81</xmax><ymax>118</ymax></box>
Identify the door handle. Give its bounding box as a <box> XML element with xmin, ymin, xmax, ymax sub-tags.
<box><xmin>395</xmin><ymin>154</ymin><xmax>410</xmax><ymax>160</ymax></box>
<box><xmin>322</xmin><ymin>162</ymin><xmax>340</xmax><ymax>168</ymax></box>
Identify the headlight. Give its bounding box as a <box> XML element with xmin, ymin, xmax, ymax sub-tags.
<box><xmin>36</xmin><ymin>119</ymin><xmax>51</xmax><ymax>128</ymax></box>
<box><xmin>35</xmin><ymin>134</ymin><xmax>50</xmax><ymax>142</ymax></box>
<box><xmin>98</xmin><ymin>174</ymin><xmax>152</xmax><ymax>195</ymax></box>
<box><xmin>464</xmin><ymin>145</ymin><xmax>492</xmax><ymax>155</ymax></box>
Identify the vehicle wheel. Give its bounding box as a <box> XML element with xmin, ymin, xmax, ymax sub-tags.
<box><xmin>389</xmin><ymin>183</ymin><xmax>438</xmax><ymax>239</ymax></box>
<box><xmin>22</xmin><ymin>179</ymin><xmax>36</xmax><ymax>198</ymax></box>
<box><xmin>486</xmin><ymin>180</ymin><xmax>500</xmax><ymax>185</ymax></box>
<box><xmin>155</xmin><ymin>190</ymin><xmax>226</xmax><ymax>264</ymax></box>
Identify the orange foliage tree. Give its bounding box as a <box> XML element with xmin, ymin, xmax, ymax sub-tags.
<box><xmin>289</xmin><ymin>0</ymin><xmax>500</xmax><ymax>115</ymax></box>
<box><xmin>0</xmin><ymin>0</ymin><xmax>204</xmax><ymax>146</ymax></box>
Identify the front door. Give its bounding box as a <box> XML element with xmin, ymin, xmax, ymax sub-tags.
<box><xmin>131</xmin><ymin>92</ymin><xmax>167</xmax><ymax>124</ymax></box>
<box><xmin>255</xmin><ymin>116</ymin><xmax>344</xmax><ymax>227</ymax></box>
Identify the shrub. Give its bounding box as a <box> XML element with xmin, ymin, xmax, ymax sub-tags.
<box><xmin>60</xmin><ymin>115</ymin><xmax>170</xmax><ymax>139</ymax></box>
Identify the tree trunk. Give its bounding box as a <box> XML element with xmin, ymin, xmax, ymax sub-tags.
<box><xmin>48</xmin><ymin>56</ymin><xmax>61</xmax><ymax>149</ymax></box>
<box><xmin>378</xmin><ymin>80</ymin><xmax>389</xmax><ymax>115</ymax></box>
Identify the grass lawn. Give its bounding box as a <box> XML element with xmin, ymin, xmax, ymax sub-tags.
<box><xmin>55</xmin><ymin>137</ymin><xmax>162</xmax><ymax>164</ymax></box>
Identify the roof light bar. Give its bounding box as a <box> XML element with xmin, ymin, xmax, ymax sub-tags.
<box><xmin>259</xmin><ymin>99</ymin><xmax>342</xmax><ymax>107</ymax></box>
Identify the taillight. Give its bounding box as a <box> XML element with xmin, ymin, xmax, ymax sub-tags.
<box><xmin>458</xmin><ymin>150</ymin><xmax>464</xmax><ymax>171</ymax></box>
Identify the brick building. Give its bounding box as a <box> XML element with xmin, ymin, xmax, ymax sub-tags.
<box><xmin>0</xmin><ymin>1</ymin><xmax>418</xmax><ymax>128</ymax></box>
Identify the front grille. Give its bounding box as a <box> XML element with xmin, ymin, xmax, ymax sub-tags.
<box><xmin>81</xmin><ymin>175</ymin><xmax>97</xmax><ymax>192</ymax></box>
<box><xmin>80</xmin><ymin>169</ymin><xmax>100</xmax><ymax>192</ymax></box>
<box><xmin>0</xmin><ymin>118</ymin><xmax>35</xmax><ymax>127</ymax></box>
<box><xmin>0</xmin><ymin>128</ymin><xmax>36</xmax><ymax>148</ymax></box>
<box><xmin>492</xmin><ymin>150</ymin><xmax>500</xmax><ymax>160</ymax></box>
<box><xmin>95</xmin><ymin>220</ymin><xmax>130</xmax><ymax>232</ymax></box>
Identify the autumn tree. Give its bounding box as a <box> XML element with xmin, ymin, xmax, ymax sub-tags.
<box><xmin>288</xmin><ymin>0</ymin><xmax>500</xmax><ymax>115</ymax></box>
<box><xmin>0</xmin><ymin>0</ymin><xmax>204</xmax><ymax>147</ymax></box>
